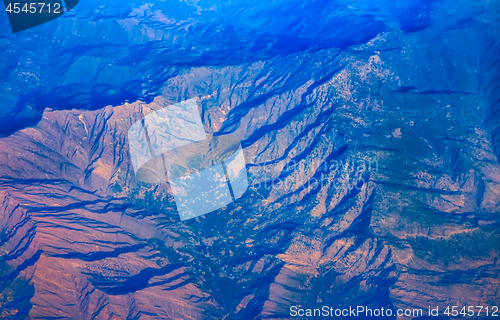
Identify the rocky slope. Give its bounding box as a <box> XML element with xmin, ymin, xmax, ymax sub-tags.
<box><xmin>1</xmin><ymin>0</ymin><xmax>500</xmax><ymax>318</ymax></box>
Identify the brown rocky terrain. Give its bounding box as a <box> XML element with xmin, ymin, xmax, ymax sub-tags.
<box><xmin>1</xmin><ymin>0</ymin><xmax>500</xmax><ymax>319</ymax></box>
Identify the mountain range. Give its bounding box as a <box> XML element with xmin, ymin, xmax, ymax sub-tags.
<box><xmin>1</xmin><ymin>0</ymin><xmax>500</xmax><ymax>318</ymax></box>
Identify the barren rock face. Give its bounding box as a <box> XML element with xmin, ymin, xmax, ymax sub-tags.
<box><xmin>1</xmin><ymin>0</ymin><xmax>500</xmax><ymax>319</ymax></box>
